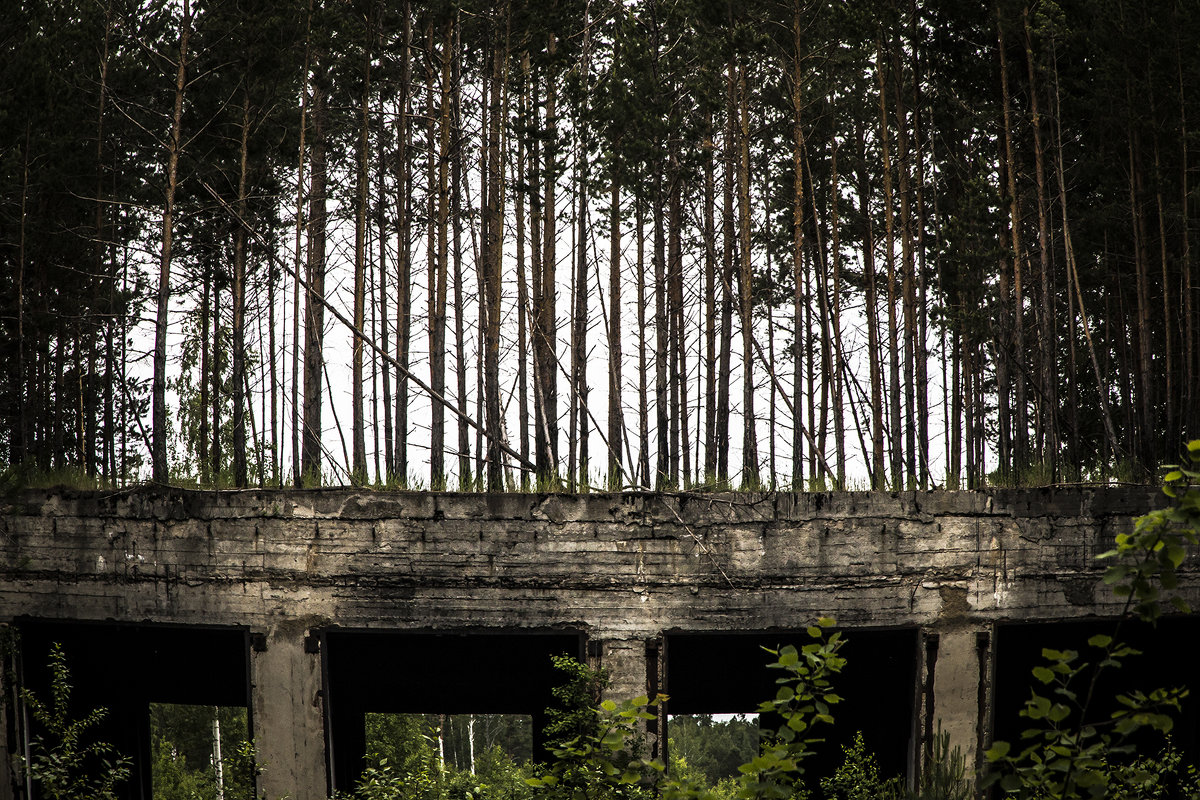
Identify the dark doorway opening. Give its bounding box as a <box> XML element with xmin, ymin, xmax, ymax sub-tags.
<box><xmin>993</xmin><ymin>617</ymin><xmax>1200</xmax><ymax>761</ymax></box>
<box><xmin>13</xmin><ymin>618</ymin><xmax>251</xmax><ymax>800</ymax></box>
<box><xmin>664</xmin><ymin>627</ymin><xmax>919</xmax><ymax>782</ymax></box>
<box><xmin>322</xmin><ymin>628</ymin><xmax>583</xmax><ymax>794</ymax></box>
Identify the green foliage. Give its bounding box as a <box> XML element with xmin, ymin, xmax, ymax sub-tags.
<box><xmin>544</xmin><ymin>655</ymin><xmax>611</xmax><ymax>751</ymax></box>
<box><xmin>912</xmin><ymin>729</ymin><xmax>970</xmax><ymax>800</ymax></box>
<box><xmin>18</xmin><ymin>642</ymin><xmax>130</xmax><ymax>800</ymax></box>
<box><xmin>736</xmin><ymin>619</ymin><xmax>845</xmax><ymax>800</ymax></box>
<box><xmin>149</xmin><ymin>703</ymin><xmax>256</xmax><ymax>800</ymax></box>
<box><xmin>668</xmin><ymin>715</ymin><xmax>759</xmax><ymax>788</ymax></box>
<box><xmin>985</xmin><ymin>441</ymin><xmax>1200</xmax><ymax>798</ymax></box>
<box><xmin>348</xmin><ymin>714</ymin><xmax>536</xmax><ymax>800</ymax></box>
<box><xmin>820</xmin><ymin>733</ymin><xmax>901</xmax><ymax>800</ymax></box>
<box><xmin>527</xmin><ymin>656</ymin><xmax>661</xmax><ymax>800</ymax></box>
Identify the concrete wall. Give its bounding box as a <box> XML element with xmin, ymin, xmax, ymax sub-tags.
<box><xmin>0</xmin><ymin>486</ymin><xmax>1192</xmax><ymax>799</ymax></box>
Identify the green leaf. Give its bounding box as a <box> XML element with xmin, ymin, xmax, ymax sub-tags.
<box><xmin>985</xmin><ymin>741</ymin><xmax>1011</xmax><ymax>760</ymax></box>
<box><xmin>1087</xmin><ymin>634</ymin><xmax>1112</xmax><ymax>648</ymax></box>
<box><xmin>1032</xmin><ymin>666</ymin><xmax>1055</xmax><ymax>684</ymax></box>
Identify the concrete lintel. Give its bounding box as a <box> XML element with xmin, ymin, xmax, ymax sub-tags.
<box><xmin>250</xmin><ymin>624</ymin><xmax>327</xmax><ymax>800</ymax></box>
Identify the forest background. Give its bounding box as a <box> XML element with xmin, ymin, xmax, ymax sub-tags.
<box><xmin>2</xmin><ymin>0</ymin><xmax>1198</xmax><ymax>492</ymax></box>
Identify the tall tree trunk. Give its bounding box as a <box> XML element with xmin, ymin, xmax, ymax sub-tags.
<box><xmin>393</xmin><ymin>3</ymin><xmax>412</xmax><ymax>483</ymax></box>
<box><xmin>199</xmin><ymin>274</ymin><xmax>211</xmax><ymax>485</ymax></box>
<box><xmin>892</xmin><ymin>37</ymin><xmax>918</xmax><ymax>488</ymax></box>
<box><xmin>607</xmin><ymin>178</ymin><xmax>623</xmax><ymax>488</ymax></box>
<box><xmin>151</xmin><ymin>0</ymin><xmax>191</xmax><ymax>483</ymax></box>
<box><xmin>998</xmin><ymin>7</ymin><xmax>1027</xmax><ymax>473</ymax></box>
<box><xmin>636</xmin><ymin>193</ymin><xmax>651</xmax><ymax>487</ymax></box>
<box><xmin>857</xmin><ymin>121</ymin><xmax>885</xmax><ymax>488</ymax></box>
<box><xmin>829</xmin><ymin>135</ymin><xmax>846</xmax><ymax>489</ymax></box>
<box><xmin>790</xmin><ymin>4</ymin><xmax>805</xmax><ymax>490</ymax></box>
<box><xmin>484</xmin><ymin>6</ymin><xmax>508</xmax><ymax>490</ymax></box>
<box><xmin>351</xmin><ymin>23</ymin><xmax>373</xmax><ymax>484</ymax></box>
<box><xmin>702</xmin><ymin>110</ymin><xmax>717</xmax><ymax>483</ymax></box>
<box><xmin>453</xmin><ymin>37</ymin><xmax>471</xmax><ymax>489</ymax></box>
<box><xmin>290</xmin><ymin>0</ymin><xmax>311</xmax><ymax>486</ymax></box>
<box><xmin>1023</xmin><ymin>9</ymin><xmax>1057</xmax><ymax>474</ymax></box>
<box><xmin>736</xmin><ymin>62</ymin><xmax>758</xmax><ymax>488</ymax></box>
<box><xmin>429</xmin><ymin>18</ymin><xmax>452</xmax><ymax>489</ymax></box>
<box><xmin>537</xmin><ymin>33</ymin><xmax>559</xmax><ymax>485</ymax></box>
<box><xmin>300</xmin><ymin>46</ymin><xmax>328</xmax><ymax>486</ymax></box>
<box><xmin>516</xmin><ymin>52</ymin><xmax>531</xmax><ymax>487</ymax></box>
<box><xmin>669</xmin><ymin>148</ymin><xmax>687</xmax><ymax>487</ymax></box>
<box><xmin>232</xmin><ymin>97</ymin><xmax>252</xmax><ymax>488</ymax></box>
<box><xmin>715</xmin><ymin>68</ymin><xmax>736</xmax><ymax>486</ymax></box>
<box><xmin>876</xmin><ymin>39</ymin><xmax>902</xmax><ymax>489</ymax></box>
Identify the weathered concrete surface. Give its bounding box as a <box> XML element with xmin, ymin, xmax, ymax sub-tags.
<box><xmin>1</xmin><ymin>486</ymin><xmax>1193</xmax><ymax>799</ymax></box>
<box><xmin>0</xmin><ymin>487</ymin><xmax>1176</xmax><ymax>633</ymax></box>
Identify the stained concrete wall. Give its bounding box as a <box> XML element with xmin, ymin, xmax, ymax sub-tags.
<box><xmin>0</xmin><ymin>486</ymin><xmax>1193</xmax><ymax>799</ymax></box>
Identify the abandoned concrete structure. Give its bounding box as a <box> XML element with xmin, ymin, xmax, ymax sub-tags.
<box><xmin>2</xmin><ymin>486</ymin><xmax>1197</xmax><ymax>800</ymax></box>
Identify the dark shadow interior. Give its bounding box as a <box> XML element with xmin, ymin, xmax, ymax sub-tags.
<box><xmin>664</xmin><ymin>627</ymin><xmax>919</xmax><ymax>781</ymax></box>
<box><xmin>14</xmin><ymin>618</ymin><xmax>250</xmax><ymax>800</ymax></box>
<box><xmin>993</xmin><ymin>617</ymin><xmax>1200</xmax><ymax>760</ymax></box>
<box><xmin>322</xmin><ymin>629</ymin><xmax>583</xmax><ymax>794</ymax></box>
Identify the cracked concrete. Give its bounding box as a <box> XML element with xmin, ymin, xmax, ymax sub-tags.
<box><xmin>2</xmin><ymin>485</ymin><xmax>1196</xmax><ymax>800</ymax></box>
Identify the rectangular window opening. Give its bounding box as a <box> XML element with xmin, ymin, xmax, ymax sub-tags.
<box><xmin>150</xmin><ymin>703</ymin><xmax>253</xmax><ymax>800</ymax></box>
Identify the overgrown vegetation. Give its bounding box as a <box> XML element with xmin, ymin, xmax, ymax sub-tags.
<box><xmin>16</xmin><ymin>643</ymin><xmax>130</xmax><ymax>800</ymax></box>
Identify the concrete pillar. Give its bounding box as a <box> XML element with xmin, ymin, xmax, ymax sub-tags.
<box><xmin>250</xmin><ymin>623</ymin><xmax>326</xmax><ymax>800</ymax></box>
<box><xmin>927</xmin><ymin>626</ymin><xmax>989</xmax><ymax>782</ymax></box>
<box><xmin>596</xmin><ymin>638</ymin><xmax>662</xmax><ymax>759</ymax></box>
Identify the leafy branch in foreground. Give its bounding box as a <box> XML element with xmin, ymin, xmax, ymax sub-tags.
<box><xmin>985</xmin><ymin>440</ymin><xmax>1200</xmax><ymax>798</ymax></box>
<box><xmin>736</xmin><ymin>618</ymin><xmax>846</xmax><ymax>800</ymax></box>
<box><xmin>18</xmin><ymin>642</ymin><xmax>131</xmax><ymax>800</ymax></box>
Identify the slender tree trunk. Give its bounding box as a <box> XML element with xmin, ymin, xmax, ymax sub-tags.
<box><xmin>394</xmin><ymin>3</ymin><xmax>412</xmax><ymax>483</ymax></box>
<box><xmin>453</xmin><ymin>39</ymin><xmax>471</xmax><ymax>489</ymax></box>
<box><xmin>351</xmin><ymin>23</ymin><xmax>373</xmax><ymax>484</ymax></box>
<box><xmin>790</xmin><ymin>5</ymin><xmax>805</xmax><ymax>489</ymax></box>
<box><xmin>876</xmin><ymin>40</ymin><xmax>902</xmax><ymax>489</ymax></box>
<box><xmin>212</xmin><ymin>278</ymin><xmax>223</xmax><ymax>480</ymax></box>
<box><xmin>857</xmin><ymin>122</ymin><xmax>885</xmax><ymax>488</ymax></box>
<box><xmin>637</xmin><ymin>192</ymin><xmax>651</xmax><ymax>487</ymax></box>
<box><xmin>607</xmin><ymin>178</ymin><xmax>623</xmax><ymax>488</ymax></box>
<box><xmin>232</xmin><ymin>97</ymin><xmax>252</xmax><ymax>488</ymax></box>
<box><xmin>290</xmin><ymin>0</ymin><xmax>311</xmax><ymax>486</ymax></box>
<box><xmin>151</xmin><ymin>0</ymin><xmax>191</xmax><ymax>483</ymax></box>
<box><xmin>429</xmin><ymin>18</ymin><xmax>452</xmax><ymax>489</ymax></box>
<box><xmin>537</xmin><ymin>33</ymin><xmax>559</xmax><ymax>484</ymax></box>
<box><xmin>199</xmin><ymin>274</ymin><xmax>211</xmax><ymax>485</ymax></box>
<box><xmin>484</xmin><ymin>7</ymin><xmax>508</xmax><ymax>490</ymax></box>
<box><xmin>516</xmin><ymin>52</ymin><xmax>531</xmax><ymax>487</ymax></box>
<box><xmin>716</xmin><ymin>72</ymin><xmax>736</xmax><ymax>486</ymax></box>
<box><xmin>998</xmin><ymin>7</ymin><xmax>1027</xmax><ymax>473</ymax></box>
<box><xmin>892</xmin><ymin>38</ymin><xmax>918</xmax><ymax>488</ymax></box>
<box><xmin>378</xmin><ymin>142</ymin><xmax>391</xmax><ymax>484</ymax></box>
<box><xmin>1023</xmin><ymin>9</ymin><xmax>1057</xmax><ymax>474</ymax></box>
<box><xmin>829</xmin><ymin>135</ymin><xmax>845</xmax><ymax>489</ymax></box>
<box><xmin>702</xmin><ymin>110</ymin><xmax>717</xmax><ymax>483</ymax></box>
<box><xmin>300</xmin><ymin>46</ymin><xmax>328</xmax><ymax>486</ymax></box>
<box><xmin>669</xmin><ymin>147</ymin><xmax>687</xmax><ymax>487</ymax></box>
<box><xmin>736</xmin><ymin>62</ymin><xmax>757</xmax><ymax>488</ymax></box>
<box><xmin>1129</xmin><ymin>120</ymin><xmax>1154</xmax><ymax>466</ymax></box>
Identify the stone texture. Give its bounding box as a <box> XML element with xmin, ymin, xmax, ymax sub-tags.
<box><xmin>2</xmin><ymin>485</ymin><xmax>1192</xmax><ymax>800</ymax></box>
